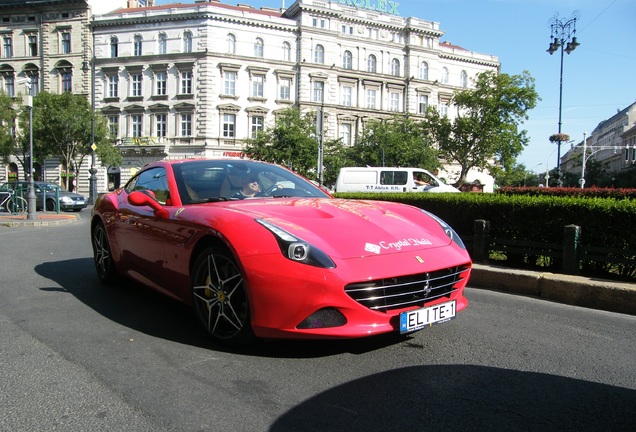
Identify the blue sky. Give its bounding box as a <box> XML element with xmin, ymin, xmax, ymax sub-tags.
<box><xmin>157</xmin><ymin>0</ymin><xmax>636</xmax><ymax>174</ymax></box>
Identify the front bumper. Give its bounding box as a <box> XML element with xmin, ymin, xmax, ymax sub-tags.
<box><xmin>242</xmin><ymin>246</ymin><xmax>471</xmax><ymax>340</ymax></box>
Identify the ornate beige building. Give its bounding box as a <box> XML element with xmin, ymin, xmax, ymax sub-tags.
<box><xmin>1</xmin><ymin>0</ymin><xmax>500</xmax><ymax>194</ymax></box>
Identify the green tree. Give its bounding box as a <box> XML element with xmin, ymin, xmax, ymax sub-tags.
<box><xmin>344</xmin><ymin>115</ymin><xmax>439</xmax><ymax>170</ymax></box>
<box><xmin>423</xmin><ymin>70</ymin><xmax>539</xmax><ymax>186</ymax></box>
<box><xmin>244</xmin><ymin>108</ymin><xmax>323</xmax><ymax>180</ymax></box>
<box><xmin>30</xmin><ymin>92</ymin><xmax>117</xmax><ymax>188</ymax></box>
<box><xmin>0</xmin><ymin>91</ymin><xmax>19</xmax><ymax>164</ymax></box>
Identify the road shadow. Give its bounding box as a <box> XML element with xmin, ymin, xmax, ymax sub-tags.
<box><xmin>270</xmin><ymin>364</ymin><xmax>636</xmax><ymax>432</ymax></box>
<box><xmin>34</xmin><ymin>258</ymin><xmax>409</xmax><ymax>357</ymax></box>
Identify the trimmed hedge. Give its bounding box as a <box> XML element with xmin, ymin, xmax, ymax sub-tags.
<box><xmin>333</xmin><ymin>192</ymin><xmax>636</xmax><ymax>257</ymax></box>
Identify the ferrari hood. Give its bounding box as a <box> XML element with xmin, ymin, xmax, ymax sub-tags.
<box><xmin>225</xmin><ymin>198</ymin><xmax>454</xmax><ymax>259</ymax></box>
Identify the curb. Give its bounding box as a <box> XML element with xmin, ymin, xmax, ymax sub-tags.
<box><xmin>470</xmin><ymin>263</ymin><xmax>636</xmax><ymax>316</ymax></box>
<box><xmin>0</xmin><ymin>212</ymin><xmax>80</xmax><ymax>227</ymax></box>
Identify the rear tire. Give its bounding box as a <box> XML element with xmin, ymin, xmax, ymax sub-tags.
<box><xmin>91</xmin><ymin>222</ymin><xmax>119</xmax><ymax>284</ymax></box>
<box><xmin>191</xmin><ymin>247</ymin><xmax>254</xmax><ymax>346</ymax></box>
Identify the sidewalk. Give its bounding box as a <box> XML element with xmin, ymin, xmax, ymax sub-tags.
<box><xmin>470</xmin><ymin>263</ymin><xmax>636</xmax><ymax>316</ymax></box>
<box><xmin>0</xmin><ymin>211</ymin><xmax>80</xmax><ymax>227</ymax></box>
<box><xmin>1</xmin><ymin>210</ymin><xmax>634</xmax><ymax>316</ymax></box>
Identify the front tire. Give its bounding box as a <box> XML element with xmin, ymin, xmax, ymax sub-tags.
<box><xmin>6</xmin><ymin>196</ymin><xmax>27</xmax><ymax>214</ymax></box>
<box><xmin>191</xmin><ymin>247</ymin><xmax>254</xmax><ymax>345</ymax></box>
<box><xmin>92</xmin><ymin>222</ymin><xmax>119</xmax><ymax>284</ymax></box>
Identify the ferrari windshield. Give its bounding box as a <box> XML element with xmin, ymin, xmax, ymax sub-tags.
<box><xmin>172</xmin><ymin>159</ymin><xmax>331</xmax><ymax>204</ymax></box>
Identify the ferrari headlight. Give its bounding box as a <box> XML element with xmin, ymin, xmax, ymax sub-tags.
<box><xmin>420</xmin><ymin>209</ymin><xmax>466</xmax><ymax>250</ymax></box>
<box><xmin>256</xmin><ymin>219</ymin><xmax>336</xmax><ymax>268</ymax></box>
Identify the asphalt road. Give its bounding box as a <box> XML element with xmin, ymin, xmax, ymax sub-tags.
<box><xmin>1</xmin><ymin>215</ymin><xmax>635</xmax><ymax>432</ymax></box>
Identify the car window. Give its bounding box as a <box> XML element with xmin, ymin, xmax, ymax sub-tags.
<box><xmin>380</xmin><ymin>170</ymin><xmax>408</xmax><ymax>185</ymax></box>
<box><xmin>126</xmin><ymin>167</ymin><xmax>170</xmax><ymax>205</ymax></box>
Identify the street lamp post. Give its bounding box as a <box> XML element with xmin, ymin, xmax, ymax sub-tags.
<box><xmin>547</xmin><ymin>11</ymin><xmax>580</xmax><ymax>187</ymax></box>
<box><xmin>17</xmin><ymin>78</ymin><xmax>36</xmax><ymax>220</ymax></box>
<box><xmin>83</xmin><ymin>37</ymin><xmax>97</xmax><ymax>205</ymax></box>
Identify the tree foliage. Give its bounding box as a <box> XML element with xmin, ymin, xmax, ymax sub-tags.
<box><xmin>243</xmin><ymin>108</ymin><xmax>344</xmax><ymax>184</ymax></box>
<box><xmin>342</xmin><ymin>115</ymin><xmax>439</xmax><ymax>171</ymax></box>
<box><xmin>0</xmin><ymin>90</ymin><xmax>18</xmax><ymax>164</ymax></box>
<box><xmin>423</xmin><ymin>70</ymin><xmax>539</xmax><ymax>186</ymax></box>
<box><xmin>29</xmin><ymin>92</ymin><xmax>117</xmax><ymax>187</ymax></box>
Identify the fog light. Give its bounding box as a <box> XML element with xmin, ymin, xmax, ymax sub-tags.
<box><xmin>297</xmin><ymin>307</ymin><xmax>347</xmax><ymax>329</ymax></box>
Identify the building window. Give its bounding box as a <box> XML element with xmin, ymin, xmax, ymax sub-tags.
<box><xmin>312</xmin><ymin>81</ymin><xmax>324</xmax><ymax>103</ymax></box>
<box><xmin>314</xmin><ymin>44</ymin><xmax>324</xmax><ymax>64</ymax></box>
<box><xmin>110</xmin><ymin>36</ymin><xmax>118</xmax><ymax>58</ymax></box>
<box><xmin>342</xmin><ymin>50</ymin><xmax>352</xmax><ymax>70</ymax></box>
<box><xmin>391</xmin><ymin>58</ymin><xmax>400</xmax><ymax>77</ymax></box>
<box><xmin>223</xmin><ymin>113</ymin><xmax>235</xmax><ymax>138</ymax></box>
<box><xmin>180</xmin><ymin>71</ymin><xmax>192</xmax><ymax>94</ymax></box>
<box><xmin>28</xmin><ymin>35</ymin><xmax>38</xmax><ymax>56</ymax></box>
<box><xmin>155</xmin><ymin>114</ymin><xmax>167</xmax><ymax>137</ymax></box>
<box><xmin>251</xmin><ymin>116</ymin><xmax>264</xmax><ymax>138</ymax></box>
<box><xmin>131</xmin><ymin>114</ymin><xmax>142</xmax><ymax>137</ymax></box>
<box><xmin>441</xmin><ymin>67</ymin><xmax>449</xmax><ymax>84</ymax></box>
<box><xmin>340</xmin><ymin>123</ymin><xmax>351</xmax><ymax>146</ymax></box>
<box><xmin>61</xmin><ymin>32</ymin><xmax>70</xmax><ymax>54</ymax></box>
<box><xmin>227</xmin><ymin>34</ymin><xmax>236</xmax><ymax>54</ymax></box>
<box><xmin>28</xmin><ymin>75</ymin><xmax>39</xmax><ymax>96</ymax></box>
<box><xmin>183</xmin><ymin>31</ymin><xmax>192</xmax><ymax>53</ymax></box>
<box><xmin>223</xmin><ymin>71</ymin><xmax>236</xmax><ymax>96</ymax></box>
<box><xmin>108</xmin><ymin>115</ymin><xmax>119</xmax><ymax>137</ymax></box>
<box><xmin>133</xmin><ymin>35</ymin><xmax>143</xmax><ymax>56</ymax></box>
<box><xmin>312</xmin><ymin>17</ymin><xmax>326</xmax><ymax>28</ymax></box>
<box><xmin>254</xmin><ymin>37</ymin><xmax>264</xmax><ymax>58</ymax></box>
<box><xmin>366</xmin><ymin>89</ymin><xmax>376</xmax><ymax>109</ymax></box>
<box><xmin>390</xmin><ymin>92</ymin><xmax>400</xmax><ymax>112</ymax></box>
<box><xmin>419</xmin><ymin>61</ymin><xmax>428</xmax><ymax>80</ymax></box>
<box><xmin>108</xmin><ymin>75</ymin><xmax>118</xmax><ymax>98</ymax></box>
<box><xmin>341</xmin><ymin>86</ymin><xmax>352</xmax><ymax>107</ymax></box>
<box><xmin>440</xmin><ymin>101</ymin><xmax>448</xmax><ymax>116</ymax></box>
<box><xmin>252</xmin><ymin>75</ymin><xmax>264</xmax><ymax>98</ymax></box>
<box><xmin>155</xmin><ymin>71</ymin><xmax>166</xmax><ymax>95</ymax></box>
<box><xmin>181</xmin><ymin>113</ymin><xmax>192</xmax><ymax>136</ymax></box>
<box><xmin>158</xmin><ymin>33</ymin><xmax>167</xmax><ymax>55</ymax></box>
<box><xmin>4</xmin><ymin>75</ymin><xmax>14</xmax><ymax>97</ymax></box>
<box><xmin>418</xmin><ymin>94</ymin><xmax>428</xmax><ymax>114</ymax></box>
<box><xmin>131</xmin><ymin>73</ymin><xmax>142</xmax><ymax>97</ymax></box>
<box><xmin>460</xmin><ymin>70</ymin><xmax>468</xmax><ymax>88</ymax></box>
<box><xmin>282</xmin><ymin>41</ymin><xmax>291</xmax><ymax>61</ymax></box>
<box><xmin>367</xmin><ymin>54</ymin><xmax>376</xmax><ymax>73</ymax></box>
<box><xmin>279</xmin><ymin>78</ymin><xmax>291</xmax><ymax>100</ymax></box>
<box><xmin>61</xmin><ymin>71</ymin><xmax>72</xmax><ymax>92</ymax></box>
<box><xmin>2</xmin><ymin>36</ymin><xmax>13</xmax><ymax>58</ymax></box>
<box><xmin>341</xmin><ymin>25</ymin><xmax>353</xmax><ymax>34</ymax></box>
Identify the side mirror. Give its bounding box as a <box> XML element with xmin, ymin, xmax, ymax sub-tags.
<box><xmin>128</xmin><ymin>190</ymin><xmax>169</xmax><ymax>219</ymax></box>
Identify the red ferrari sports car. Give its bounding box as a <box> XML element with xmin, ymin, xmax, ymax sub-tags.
<box><xmin>91</xmin><ymin>159</ymin><xmax>471</xmax><ymax>345</ymax></box>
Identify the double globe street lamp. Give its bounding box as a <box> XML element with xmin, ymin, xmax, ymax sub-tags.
<box><xmin>547</xmin><ymin>11</ymin><xmax>580</xmax><ymax>186</ymax></box>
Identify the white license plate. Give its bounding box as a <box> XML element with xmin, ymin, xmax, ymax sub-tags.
<box><xmin>399</xmin><ymin>301</ymin><xmax>456</xmax><ymax>333</ymax></box>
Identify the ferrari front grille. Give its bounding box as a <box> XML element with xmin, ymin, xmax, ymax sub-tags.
<box><xmin>344</xmin><ymin>265</ymin><xmax>469</xmax><ymax>313</ymax></box>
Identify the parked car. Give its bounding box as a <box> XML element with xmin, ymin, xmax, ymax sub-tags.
<box><xmin>91</xmin><ymin>159</ymin><xmax>471</xmax><ymax>345</ymax></box>
<box><xmin>0</xmin><ymin>181</ymin><xmax>87</xmax><ymax>212</ymax></box>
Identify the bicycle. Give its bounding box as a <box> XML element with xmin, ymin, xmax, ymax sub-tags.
<box><xmin>0</xmin><ymin>188</ymin><xmax>28</xmax><ymax>214</ymax></box>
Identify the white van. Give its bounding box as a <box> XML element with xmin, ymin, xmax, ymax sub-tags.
<box><xmin>335</xmin><ymin>167</ymin><xmax>460</xmax><ymax>193</ymax></box>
